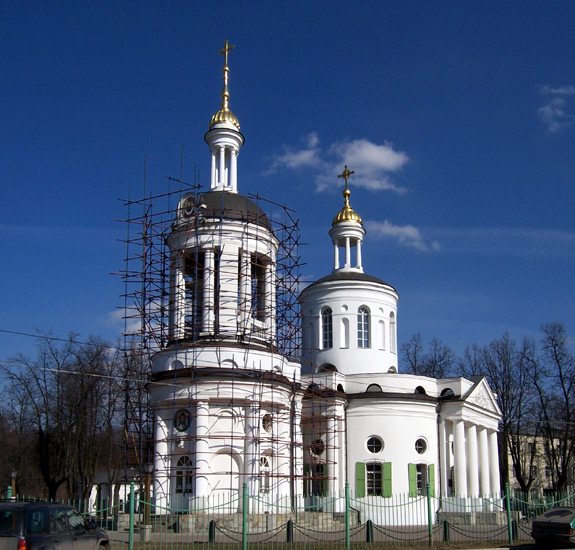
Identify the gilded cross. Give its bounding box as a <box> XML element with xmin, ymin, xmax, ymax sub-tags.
<box><xmin>219</xmin><ymin>40</ymin><xmax>235</xmax><ymax>67</ymax></box>
<box><xmin>338</xmin><ymin>165</ymin><xmax>355</xmax><ymax>189</ymax></box>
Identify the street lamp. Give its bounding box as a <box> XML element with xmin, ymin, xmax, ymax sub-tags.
<box><xmin>143</xmin><ymin>463</ymin><xmax>154</xmax><ymax>527</ymax></box>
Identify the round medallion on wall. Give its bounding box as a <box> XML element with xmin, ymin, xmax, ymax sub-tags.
<box><xmin>174</xmin><ymin>409</ymin><xmax>191</xmax><ymax>432</ymax></box>
<box><xmin>262</xmin><ymin>414</ymin><xmax>273</xmax><ymax>433</ymax></box>
<box><xmin>310</xmin><ymin>439</ymin><xmax>325</xmax><ymax>456</ymax></box>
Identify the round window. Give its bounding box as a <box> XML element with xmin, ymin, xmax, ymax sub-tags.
<box><xmin>310</xmin><ymin>439</ymin><xmax>325</xmax><ymax>456</ymax></box>
<box><xmin>262</xmin><ymin>414</ymin><xmax>273</xmax><ymax>433</ymax></box>
<box><xmin>415</xmin><ymin>438</ymin><xmax>427</xmax><ymax>454</ymax></box>
<box><xmin>367</xmin><ymin>436</ymin><xmax>383</xmax><ymax>453</ymax></box>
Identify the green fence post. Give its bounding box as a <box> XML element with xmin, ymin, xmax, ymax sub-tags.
<box><xmin>427</xmin><ymin>483</ymin><xmax>433</xmax><ymax>546</ymax></box>
<box><xmin>242</xmin><ymin>482</ymin><xmax>248</xmax><ymax>550</ymax></box>
<box><xmin>286</xmin><ymin>519</ymin><xmax>293</xmax><ymax>543</ymax></box>
<box><xmin>505</xmin><ymin>483</ymin><xmax>513</xmax><ymax>544</ymax></box>
<box><xmin>345</xmin><ymin>482</ymin><xmax>350</xmax><ymax>549</ymax></box>
<box><xmin>128</xmin><ymin>482</ymin><xmax>135</xmax><ymax>550</ymax></box>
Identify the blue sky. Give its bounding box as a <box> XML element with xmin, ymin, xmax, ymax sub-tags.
<box><xmin>2</xmin><ymin>1</ymin><xmax>575</xmax><ymax>362</ymax></box>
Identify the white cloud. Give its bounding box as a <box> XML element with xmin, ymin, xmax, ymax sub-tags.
<box><xmin>540</xmin><ymin>85</ymin><xmax>575</xmax><ymax>96</ymax></box>
<box><xmin>426</xmin><ymin>226</ymin><xmax>575</xmax><ymax>261</ymax></box>
<box><xmin>365</xmin><ymin>220</ymin><xmax>440</xmax><ymax>252</ymax></box>
<box><xmin>267</xmin><ymin>134</ymin><xmax>409</xmax><ymax>194</ymax></box>
<box><xmin>537</xmin><ymin>85</ymin><xmax>575</xmax><ymax>133</ymax></box>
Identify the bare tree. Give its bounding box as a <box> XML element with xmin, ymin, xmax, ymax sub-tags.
<box><xmin>459</xmin><ymin>333</ymin><xmax>540</xmax><ymax>492</ymax></box>
<box><xmin>525</xmin><ymin>322</ymin><xmax>575</xmax><ymax>492</ymax></box>
<box><xmin>401</xmin><ymin>333</ymin><xmax>455</xmax><ymax>378</ymax></box>
<box><xmin>1</xmin><ymin>334</ymin><xmax>124</xmax><ymax>500</ymax></box>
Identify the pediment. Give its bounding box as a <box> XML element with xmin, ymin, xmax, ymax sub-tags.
<box><xmin>463</xmin><ymin>377</ymin><xmax>501</xmax><ymax>416</ymax></box>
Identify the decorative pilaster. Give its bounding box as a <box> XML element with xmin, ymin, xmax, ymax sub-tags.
<box><xmin>195</xmin><ymin>402</ymin><xmax>210</xmax><ymax>497</ymax></box>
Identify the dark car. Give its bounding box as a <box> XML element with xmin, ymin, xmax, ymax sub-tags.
<box><xmin>0</xmin><ymin>502</ymin><xmax>110</xmax><ymax>550</ymax></box>
<box><xmin>531</xmin><ymin>506</ymin><xmax>575</xmax><ymax>548</ymax></box>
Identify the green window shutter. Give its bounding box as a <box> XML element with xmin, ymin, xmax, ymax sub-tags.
<box><xmin>428</xmin><ymin>464</ymin><xmax>435</xmax><ymax>497</ymax></box>
<box><xmin>382</xmin><ymin>462</ymin><xmax>392</xmax><ymax>498</ymax></box>
<box><xmin>408</xmin><ymin>463</ymin><xmax>417</xmax><ymax>497</ymax></box>
<box><xmin>355</xmin><ymin>462</ymin><xmax>366</xmax><ymax>498</ymax></box>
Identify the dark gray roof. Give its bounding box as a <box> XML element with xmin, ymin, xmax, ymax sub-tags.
<box><xmin>302</xmin><ymin>270</ymin><xmax>397</xmax><ymax>293</ymax></box>
<box><xmin>194</xmin><ymin>191</ymin><xmax>272</xmax><ymax>231</ymax></box>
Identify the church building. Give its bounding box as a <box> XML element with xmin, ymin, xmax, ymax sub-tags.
<box><xmin>147</xmin><ymin>43</ymin><xmax>502</xmax><ymax>520</ymax></box>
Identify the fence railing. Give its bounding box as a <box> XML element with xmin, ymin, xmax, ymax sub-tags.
<box><xmin>8</xmin><ymin>483</ymin><xmax>567</xmax><ymax>548</ymax></box>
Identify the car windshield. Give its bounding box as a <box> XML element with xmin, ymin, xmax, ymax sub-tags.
<box><xmin>0</xmin><ymin>510</ymin><xmax>18</xmax><ymax>536</ymax></box>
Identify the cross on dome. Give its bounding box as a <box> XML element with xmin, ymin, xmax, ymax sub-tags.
<box><xmin>332</xmin><ymin>165</ymin><xmax>363</xmax><ymax>225</ymax></box>
<box><xmin>209</xmin><ymin>40</ymin><xmax>240</xmax><ymax>130</ymax></box>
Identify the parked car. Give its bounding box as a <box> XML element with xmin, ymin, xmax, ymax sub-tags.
<box><xmin>0</xmin><ymin>501</ymin><xmax>110</xmax><ymax>550</ymax></box>
<box><xmin>531</xmin><ymin>506</ymin><xmax>575</xmax><ymax>548</ymax></box>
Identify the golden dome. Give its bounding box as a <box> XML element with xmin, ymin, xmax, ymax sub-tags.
<box><xmin>332</xmin><ymin>165</ymin><xmax>363</xmax><ymax>225</ymax></box>
<box><xmin>210</xmin><ymin>107</ymin><xmax>240</xmax><ymax>130</ymax></box>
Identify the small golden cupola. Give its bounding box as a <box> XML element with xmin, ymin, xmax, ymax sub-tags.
<box><xmin>329</xmin><ymin>166</ymin><xmax>366</xmax><ymax>272</ymax></box>
<box><xmin>209</xmin><ymin>40</ymin><xmax>241</xmax><ymax>130</ymax></box>
<box><xmin>332</xmin><ymin>165</ymin><xmax>363</xmax><ymax>226</ymax></box>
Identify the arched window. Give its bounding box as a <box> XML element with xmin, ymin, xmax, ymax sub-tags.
<box><xmin>175</xmin><ymin>456</ymin><xmax>193</xmax><ymax>494</ymax></box>
<box><xmin>357</xmin><ymin>307</ymin><xmax>370</xmax><ymax>348</ymax></box>
<box><xmin>390</xmin><ymin>312</ymin><xmax>396</xmax><ymax>353</ymax></box>
<box><xmin>340</xmin><ymin>318</ymin><xmax>350</xmax><ymax>348</ymax></box>
<box><xmin>378</xmin><ymin>320</ymin><xmax>386</xmax><ymax>350</ymax></box>
<box><xmin>321</xmin><ymin>307</ymin><xmax>333</xmax><ymax>349</ymax></box>
<box><xmin>366</xmin><ymin>384</ymin><xmax>382</xmax><ymax>393</ymax></box>
<box><xmin>260</xmin><ymin>456</ymin><xmax>271</xmax><ymax>493</ymax></box>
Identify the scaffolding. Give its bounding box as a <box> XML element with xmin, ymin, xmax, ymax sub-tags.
<box><xmin>117</xmin><ymin>175</ymin><xmax>347</xmax><ymax>502</ymax></box>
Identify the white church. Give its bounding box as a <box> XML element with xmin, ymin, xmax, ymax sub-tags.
<box><xmin>147</xmin><ymin>43</ymin><xmax>502</xmax><ymax>519</ymax></box>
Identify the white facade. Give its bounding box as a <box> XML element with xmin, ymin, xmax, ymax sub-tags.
<box><xmin>148</xmin><ymin>46</ymin><xmax>503</xmax><ymax>519</ymax></box>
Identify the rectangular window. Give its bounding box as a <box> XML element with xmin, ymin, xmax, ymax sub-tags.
<box><xmin>366</xmin><ymin>463</ymin><xmax>382</xmax><ymax>496</ymax></box>
<box><xmin>409</xmin><ymin>463</ymin><xmax>435</xmax><ymax>497</ymax></box>
<box><xmin>184</xmin><ymin>251</ymin><xmax>205</xmax><ymax>337</ymax></box>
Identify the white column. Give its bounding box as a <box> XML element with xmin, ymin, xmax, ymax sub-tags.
<box><xmin>438</xmin><ymin>416</ymin><xmax>448</xmax><ymax>497</ymax></box>
<box><xmin>218</xmin><ymin>146</ymin><xmax>226</xmax><ymax>188</ymax></box>
<box><xmin>202</xmin><ymin>250</ymin><xmax>215</xmax><ymax>333</ymax></box>
<box><xmin>453</xmin><ymin>419</ymin><xmax>467</xmax><ymax>497</ymax></box>
<box><xmin>239</xmin><ymin>251</ymin><xmax>251</xmax><ymax>331</ymax></box>
<box><xmin>229</xmin><ymin>149</ymin><xmax>238</xmax><ymax>192</ymax></box>
<box><xmin>478</xmin><ymin>427</ymin><xmax>490</xmax><ymax>496</ymax></box>
<box><xmin>488</xmin><ymin>430</ymin><xmax>501</xmax><ymax>495</ymax></box>
<box><xmin>466</xmin><ymin>424</ymin><xmax>480</xmax><ymax>496</ymax></box>
<box><xmin>333</xmin><ymin>243</ymin><xmax>339</xmax><ymax>270</ymax></box>
<box><xmin>195</xmin><ymin>402</ymin><xmax>210</xmax><ymax>497</ymax></box>
<box><xmin>210</xmin><ymin>151</ymin><xmax>216</xmax><ymax>189</ymax></box>
<box><xmin>265</xmin><ymin>262</ymin><xmax>276</xmax><ymax>340</ymax></box>
<box><xmin>344</xmin><ymin>237</ymin><xmax>351</xmax><ymax>268</ymax></box>
<box><xmin>173</xmin><ymin>255</ymin><xmax>186</xmax><ymax>339</ymax></box>
<box><xmin>153</xmin><ymin>413</ymin><xmax>170</xmax><ymax>508</ymax></box>
<box><xmin>356</xmin><ymin>240</ymin><xmax>362</xmax><ymax>270</ymax></box>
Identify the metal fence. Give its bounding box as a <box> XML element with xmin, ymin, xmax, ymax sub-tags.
<box><xmin>77</xmin><ymin>483</ymin><xmax>555</xmax><ymax>550</ymax></box>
